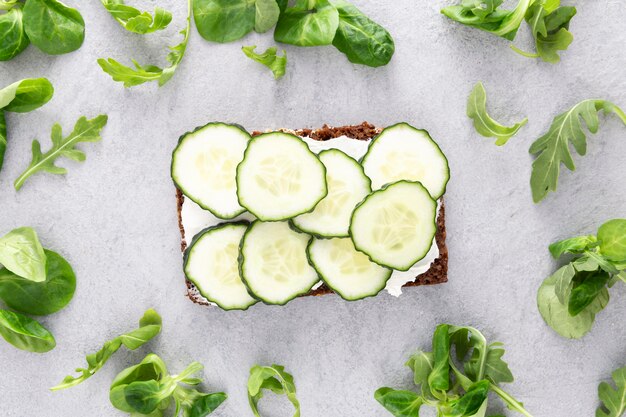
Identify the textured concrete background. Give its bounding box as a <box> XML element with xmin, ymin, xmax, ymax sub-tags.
<box><xmin>1</xmin><ymin>1</ymin><xmax>625</xmax><ymax>416</ymax></box>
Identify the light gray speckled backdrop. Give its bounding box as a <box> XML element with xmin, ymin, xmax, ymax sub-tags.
<box><xmin>1</xmin><ymin>1</ymin><xmax>625</xmax><ymax>416</ymax></box>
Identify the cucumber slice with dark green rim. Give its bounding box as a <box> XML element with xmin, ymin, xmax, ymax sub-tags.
<box><xmin>239</xmin><ymin>220</ymin><xmax>320</xmax><ymax>305</ymax></box>
<box><xmin>307</xmin><ymin>237</ymin><xmax>392</xmax><ymax>301</ymax></box>
<box><xmin>236</xmin><ymin>132</ymin><xmax>327</xmax><ymax>221</ymax></box>
<box><xmin>171</xmin><ymin>122</ymin><xmax>251</xmax><ymax>219</ymax></box>
<box><xmin>292</xmin><ymin>149</ymin><xmax>371</xmax><ymax>238</ymax></box>
<box><xmin>184</xmin><ymin>222</ymin><xmax>257</xmax><ymax>311</ymax></box>
<box><xmin>349</xmin><ymin>180</ymin><xmax>437</xmax><ymax>271</ymax></box>
<box><xmin>361</xmin><ymin>123</ymin><xmax>450</xmax><ymax>199</ymax></box>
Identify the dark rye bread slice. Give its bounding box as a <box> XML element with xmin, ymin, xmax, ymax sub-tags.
<box><xmin>176</xmin><ymin>122</ymin><xmax>448</xmax><ymax>305</ymax></box>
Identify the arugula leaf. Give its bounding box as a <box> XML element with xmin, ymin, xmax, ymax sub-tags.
<box><xmin>0</xmin><ymin>227</ymin><xmax>47</xmax><ymax>282</ymax></box>
<box><xmin>248</xmin><ymin>364</ymin><xmax>300</xmax><ymax>417</ymax></box>
<box><xmin>529</xmin><ymin>99</ymin><xmax>626</xmax><ymax>203</ymax></box>
<box><xmin>0</xmin><ymin>6</ymin><xmax>29</xmax><ymax>61</ymax></box>
<box><xmin>331</xmin><ymin>0</ymin><xmax>394</xmax><ymax>67</ymax></box>
<box><xmin>549</xmin><ymin>235</ymin><xmax>597</xmax><ymax>258</ymax></box>
<box><xmin>0</xmin><ymin>78</ymin><xmax>54</xmax><ymax>113</ymax></box>
<box><xmin>374</xmin><ymin>388</ymin><xmax>423</xmax><ymax>417</ymax></box>
<box><xmin>0</xmin><ymin>249</ymin><xmax>75</xmax><ymax>315</ymax></box>
<box><xmin>242</xmin><ymin>45</ymin><xmax>287</xmax><ymax>79</ymax></box>
<box><xmin>22</xmin><ymin>0</ymin><xmax>85</xmax><ymax>55</ymax></box>
<box><xmin>274</xmin><ymin>0</ymin><xmax>339</xmax><ymax>46</ymax></box>
<box><xmin>14</xmin><ymin>114</ymin><xmax>108</xmax><ymax>190</ymax></box>
<box><xmin>467</xmin><ymin>82</ymin><xmax>527</xmax><ymax>146</ymax></box>
<box><xmin>597</xmin><ymin>365</ymin><xmax>626</xmax><ymax>417</ymax></box>
<box><xmin>98</xmin><ymin>0</ymin><xmax>191</xmax><ymax>87</ymax></box>
<box><xmin>598</xmin><ymin>219</ymin><xmax>626</xmax><ymax>263</ymax></box>
<box><xmin>0</xmin><ymin>309</ymin><xmax>55</xmax><ymax>352</ymax></box>
<box><xmin>50</xmin><ymin>309</ymin><xmax>161</xmax><ymax>390</ymax></box>
<box><xmin>101</xmin><ymin>0</ymin><xmax>172</xmax><ymax>34</ymax></box>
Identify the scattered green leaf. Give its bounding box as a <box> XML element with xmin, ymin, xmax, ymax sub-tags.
<box><xmin>101</xmin><ymin>0</ymin><xmax>172</xmax><ymax>34</ymax></box>
<box><xmin>248</xmin><ymin>364</ymin><xmax>300</xmax><ymax>417</ymax></box>
<box><xmin>0</xmin><ymin>6</ymin><xmax>30</xmax><ymax>61</ymax></box>
<box><xmin>242</xmin><ymin>45</ymin><xmax>287</xmax><ymax>79</ymax></box>
<box><xmin>597</xmin><ymin>365</ymin><xmax>626</xmax><ymax>417</ymax></box>
<box><xmin>0</xmin><ymin>309</ymin><xmax>55</xmax><ymax>352</ymax></box>
<box><xmin>598</xmin><ymin>219</ymin><xmax>626</xmax><ymax>263</ymax></box>
<box><xmin>375</xmin><ymin>388</ymin><xmax>423</xmax><ymax>417</ymax></box>
<box><xmin>0</xmin><ymin>227</ymin><xmax>47</xmax><ymax>283</ymax></box>
<box><xmin>193</xmin><ymin>0</ymin><xmax>256</xmax><ymax>42</ymax></box>
<box><xmin>14</xmin><ymin>114</ymin><xmax>108</xmax><ymax>190</ymax></box>
<box><xmin>549</xmin><ymin>235</ymin><xmax>597</xmax><ymax>258</ymax></box>
<box><xmin>467</xmin><ymin>82</ymin><xmax>527</xmax><ymax>146</ymax></box>
<box><xmin>529</xmin><ymin>99</ymin><xmax>626</xmax><ymax>203</ymax></box>
<box><xmin>274</xmin><ymin>0</ymin><xmax>339</xmax><ymax>46</ymax></box>
<box><xmin>22</xmin><ymin>0</ymin><xmax>85</xmax><ymax>55</ymax></box>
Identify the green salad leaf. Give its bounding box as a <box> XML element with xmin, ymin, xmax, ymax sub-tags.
<box><xmin>549</xmin><ymin>235</ymin><xmax>597</xmax><ymax>258</ymax></box>
<box><xmin>248</xmin><ymin>364</ymin><xmax>300</xmax><ymax>417</ymax></box>
<box><xmin>598</xmin><ymin>220</ymin><xmax>626</xmax><ymax>263</ymax></box>
<box><xmin>331</xmin><ymin>0</ymin><xmax>394</xmax><ymax>67</ymax></box>
<box><xmin>98</xmin><ymin>0</ymin><xmax>191</xmax><ymax>87</ymax></box>
<box><xmin>0</xmin><ymin>227</ymin><xmax>46</xmax><ymax>283</ymax></box>
<box><xmin>467</xmin><ymin>82</ymin><xmax>527</xmax><ymax>146</ymax></box>
<box><xmin>0</xmin><ymin>77</ymin><xmax>54</xmax><ymax>113</ymax></box>
<box><xmin>109</xmin><ymin>353</ymin><xmax>227</xmax><ymax>416</ymax></box>
<box><xmin>255</xmin><ymin>0</ymin><xmax>280</xmax><ymax>33</ymax></box>
<box><xmin>242</xmin><ymin>45</ymin><xmax>287</xmax><ymax>79</ymax></box>
<box><xmin>274</xmin><ymin>0</ymin><xmax>339</xmax><ymax>46</ymax></box>
<box><xmin>0</xmin><ymin>309</ymin><xmax>55</xmax><ymax>352</ymax></box>
<box><xmin>597</xmin><ymin>365</ymin><xmax>626</xmax><ymax>417</ymax></box>
<box><xmin>14</xmin><ymin>114</ymin><xmax>108</xmax><ymax>190</ymax></box>
<box><xmin>511</xmin><ymin>1</ymin><xmax>576</xmax><ymax>63</ymax></box>
<box><xmin>101</xmin><ymin>0</ymin><xmax>172</xmax><ymax>34</ymax></box>
<box><xmin>1</xmin><ymin>1</ymin><xmax>20</xmax><ymax>10</ymax></box>
<box><xmin>376</xmin><ymin>325</ymin><xmax>533</xmax><ymax>417</ymax></box>
<box><xmin>22</xmin><ymin>0</ymin><xmax>85</xmax><ymax>55</ymax></box>
<box><xmin>51</xmin><ymin>309</ymin><xmax>162</xmax><ymax>390</ymax></box>
<box><xmin>529</xmin><ymin>99</ymin><xmax>626</xmax><ymax>203</ymax></box>
<box><xmin>193</xmin><ymin>0</ymin><xmax>255</xmax><ymax>43</ymax></box>
<box><xmin>0</xmin><ymin>249</ymin><xmax>75</xmax><ymax>315</ymax></box>
<box><xmin>0</xmin><ymin>6</ymin><xmax>30</xmax><ymax>61</ymax></box>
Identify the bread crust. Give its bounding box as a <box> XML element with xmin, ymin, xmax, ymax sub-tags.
<box><xmin>176</xmin><ymin>122</ymin><xmax>448</xmax><ymax>305</ymax></box>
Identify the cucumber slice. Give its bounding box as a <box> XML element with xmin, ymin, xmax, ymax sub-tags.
<box><xmin>350</xmin><ymin>180</ymin><xmax>437</xmax><ymax>271</ymax></box>
<box><xmin>361</xmin><ymin>123</ymin><xmax>450</xmax><ymax>199</ymax></box>
<box><xmin>172</xmin><ymin>122</ymin><xmax>251</xmax><ymax>219</ymax></box>
<box><xmin>236</xmin><ymin>132</ymin><xmax>327</xmax><ymax>221</ymax></box>
<box><xmin>184</xmin><ymin>222</ymin><xmax>257</xmax><ymax>310</ymax></box>
<box><xmin>239</xmin><ymin>221</ymin><xmax>320</xmax><ymax>305</ymax></box>
<box><xmin>292</xmin><ymin>149</ymin><xmax>371</xmax><ymax>237</ymax></box>
<box><xmin>308</xmin><ymin>237</ymin><xmax>392</xmax><ymax>301</ymax></box>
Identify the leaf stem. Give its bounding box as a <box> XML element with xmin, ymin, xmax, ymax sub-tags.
<box><xmin>510</xmin><ymin>44</ymin><xmax>540</xmax><ymax>58</ymax></box>
<box><xmin>490</xmin><ymin>383</ymin><xmax>534</xmax><ymax>417</ymax></box>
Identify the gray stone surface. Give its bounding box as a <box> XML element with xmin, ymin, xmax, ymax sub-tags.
<box><xmin>1</xmin><ymin>1</ymin><xmax>625</xmax><ymax>416</ymax></box>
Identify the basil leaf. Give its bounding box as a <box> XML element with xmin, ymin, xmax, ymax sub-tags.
<box><xmin>448</xmin><ymin>380</ymin><xmax>489</xmax><ymax>416</ymax></box>
<box><xmin>568</xmin><ymin>269</ymin><xmax>611</xmax><ymax>316</ymax></box>
<box><xmin>331</xmin><ymin>0</ymin><xmax>394</xmax><ymax>67</ymax></box>
<box><xmin>0</xmin><ymin>6</ymin><xmax>29</xmax><ymax>61</ymax></box>
<box><xmin>248</xmin><ymin>364</ymin><xmax>300</xmax><ymax>417</ymax></box>
<box><xmin>101</xmin><ymin>0</ymin><xmax>172</xmax><ymax>34</ymax></box>
<box><xmin>529</xmin><ymin>99</ymin><xmax>626</xmax><ymax>203</ymax></box>
<box><xmin>0</xmin><ymin>77</ymin><xmax>54</xmax><ymax>113</ymax></box>
<box><xmin>193</xmin><ymin>0</ymin><xmax>255</xmax><ymax>43</ymax></box>
<box><xmin>14</xmin><ymin>114</ymin><xmax>108</xmax><ymax>190</ymax></box>
<box><xmin>549</xmin><ymin>235</ymin><xmax>597</xmax><ymax>258</ymax></box>
<box><xmin>274</xmin><ymin>0</ymin><xmax>339</xmax><ymax>46</ymax></box>
<box><xmin>537</xmin><ymin>271</ymin><xmax>609</xmax><ymax>338</ymax></box>
<box><xmin>0</xmin><ymin>227</ymin><xmax>47</xmax><ymax>282</ymax></box>
<box><xmin>0</xmin><ymin>309</ymin><xmax>55</xmax><ymax>352</ymax></box>
<box><xmin>466</xmin><ymin>82</ymin><xmax>527</xmax><ymax>146</ymax></box>
<box><xmin>255</xmin><ymin>0</ymin><xmax>280</xmax><ymax>33</ymax></box>
<box><xmin>598</xmin><ymin>219</ymin><xmax>626</xmax><ymax>263</ymax></box>
<box><xmin>51</xmin><ymin>309</ymin><xmax>161</xmax><ymax>390</ymax></box>
<box><xmin>374</xmin><ymin>387</ymin><xmax>423</xmax><ymax>417</ymax></box>
<box><xmin>242</xmin><ymin>45</ymin><xmax>287</xmax><ymax>79</ymax></box>
<box><xmin>427</xmin><ymin>324</ymin><xmax>451</xmax><ymax>392</ymax></box>
<box><xmin>597</xmin><ymin>365</ymin><xmax>626</xmax><ymax>417</ymax></box>
<box><xmin>22</xmin><ymin>0</ymin><xmax>85</xmax><ymax>55</ymax></box>
<box><xmin>0</xmin><ymin>249</ymin><xmax>75</xmax><ymax>315</ymax></box>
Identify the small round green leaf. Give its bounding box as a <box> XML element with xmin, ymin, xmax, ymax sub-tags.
<box><xmin>0</xmin><ymin>309</ymin><xmax>55</xmax><ymax>352</ymax></box>
<box><xmin>597</xmin><ymin>219</ymin><xmax>626</xmax><ymax>262</ymax></box>
<box><xmin>23</xmin><ymin>0</ymin><xmax>85</xmax><ymax>55</ymax></box>
<box><xmin>0</xmin><ymin>7</ymin><xmax>30</xmax><ymax>61</ymax></box>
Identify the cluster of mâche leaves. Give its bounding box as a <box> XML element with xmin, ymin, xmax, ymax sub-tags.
<box><xmin>467</xmin><ymin>82</ymin><xmax>527</xmax><ymax>146</ymax></box>
<box><xmin>101</xmin><ymin>0</ymin><xmax>172</xmax><ymax>34</ymax></box>
<box><xmin>51</xmin><ymin>308</ymin><xmax>162</xmax><ymax>390</ymax></box>
<box><xmin>14</xmin><ymin>114</ymin><xmax>108</xmax><ymax>190</ymax></box>
<box><xmin>0</xmin><ymin>78</ymin><xmax>53</xmax><ymax>172</ymax></box>
<box><xmin>248</xmin><ymin>364</ymin><xmax>300</xmax><ymax>417</ymax></box>
<box><xmin>537</xmin><ymin>219</ymin><xmax>626</xmax><ymax>339</ymax></box>
<box><xmin>529</xmin><ymin>99</ymin><xmax>626</xmax><ymax>203</ymax></box>
<box><xmin>0</xmin><ymin>0</ymin><xmax>85</xmax><ymax>61</ymax></box>
<box><xmin>597</xmin><ymin>365</ymin><xmax>626</xmax><ymax>417</ymax></box>
<box><xmin>194</xmin><ymin>0</ymin><xmax>394</xmax><ymax>78</ymax></box>
<box><xmin>109</xmin><ymin>354</ymin><xmax>227</xmax><ymax>417</ymax></box>
<box><xmin>376</xmin><ymin>324</ymin><xmax>533</xmax><ymax>417</ymax></box>
<box><xmin>98</xmin><ymin>0</ymin><xmax>189</xmax><ymax>87</ymax></box>
<box><xmin>442</xmin><ymin>0</ymin><xmax>576</xmax><ymax>64</ymax></box>
<box><xmin>0</xmin><ymin>227</ymin><xmax>76</xmax><ymax>353</ymax></box>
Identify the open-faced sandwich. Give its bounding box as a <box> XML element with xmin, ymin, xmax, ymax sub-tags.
<box><xmin>172</xmin><ymin>122</ymin><xmax>449</xmax><ymax>310</ymax></box>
